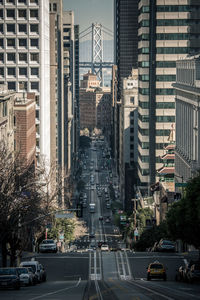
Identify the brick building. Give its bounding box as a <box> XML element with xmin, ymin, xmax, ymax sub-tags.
<box><xmin>14</xmin><ymin>92</ymin><xmax>36</xmax><ymax>167</ymax></box>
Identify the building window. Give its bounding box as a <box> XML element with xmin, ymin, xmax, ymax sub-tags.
<box><xmin>7</xmin><ymin>52</ymin><xmax>15</xmax><ymax>61</ymax></box>
<box><xmin>19</xmin><ymin>81</ymin><xmax>27</xmax><ymax>90</ymax></box>
<box><xmin>156</xmin><ymin>61</ymin><xmax>176</xmax><ymax>68</ymax></box>
<box><xmin>156</xmin><ymin>116</ymin><xmax>175</xmax><ymax>122</ymax></box>
<box><xmin>7</xmin><ymin>38</ymin><xmax>15</xmax><ymax>47</ymax></box>
<box><xmin>7</xmin><ymin>81</ymin><xmax>16</xmax><ymax>90</ymax></box>
<box><xmin>18</xmin><ymin>0</ymin><xmax>27</xmax><ymax>3</ymax></box>
<box><xmin>0</xmin><ymin>67</ymin><xmax>4</xmax><ymax>76</ymax></box>
<box><xmin>0</xmin><ymin>38</ymin><xmax>3</xmax><ymax>48</ymax></box>
<box><xmin>141</xmin><ymin>47</ymin><xmax>149</xmax><ymax>54</ymax></box>
<box><xmin>7</xmin><ymin>67</ymin><xmax>16</xmax><ymax>76</ymax></box>
<box><xmin>6</xmin><ymin>0</ymin><xmax>15</xmax><ymax>3</ymax></box>
<box><xmin>19</xmin><ymin>67</ymin><xmax>27</xmax><ymax>75</ymax></box>
<box><xmin>18</xmin><ymin>23</ymin><xmax>27</xmax><ymax>33</ymax></box>
<box><xmin>6</xmin><ymin>9</ymin><xmax>15</xmax><ymax>18</ymax></box>
<box><xmin>157</xmin><ymin>19</ymin><xmax>189</xmax><ymax>26</ymax></box>
<box><xmin>0</xmin><ymin>24</ymin><xmax>3</xmax><ymax>33</ymax></box>
<box><xmin>0</xmin><ymin>53</ymin><xmax>4</xmax><ymax>62</ymax></box>
<box><xmin>157</xmin><ymin>47</ymin><xmax>188</xmax><ymax>54</ymax></box>
<box><xmin>30</xmin><ymin>24</ymin><xmax>38</xmax><ymax>33</ymax></box>
<box><xmin>130</xmin><ymin>97</ymin><xmax>134</xmax><ymax>104</ymax></box>
<box><xmin>31</xmin><ymin>67</ymin><xmax>39</xmax><ymax>75</ymax></box>
<box><xmin>31</xmin><ymin>81</ymin><xmax>39</xmax><ymax>90</ymax></box>
<box><xmin>30</xmin><ymin>53</ymin><xmax>39</xmax><ymax>62</ymax></box>
<box><xmin>30</xmin><ymin>0</ymin><xmax>38</xmax><ymax>3</ymax></box>
<box><xmin>3</xmin><ymin>102</ymin><xmax>7</xmax><ymax>117</ymax></box>
<box><xmin>7</xmin><ymin>23</ymin><xmax>15</xmax><ymax>33</ymax></box>
<box><xmin>30</xmin><ymin>38</ymin><xmax>38</xmax><ymax>47</ymax></box>
<box><xmin>30</xmin><ymin>9</ymin><xmax>38</xmax><ymax>18</ymax></box>
<box><xmin>19</xmin><ymin>38</ymin><xmax>27</xmax><ymax>47</ymax></box>
<box><xmin>0</xmin><ymin>9</ymin><xmax>3</xmax><ymax>19</ymax></box>
<box><xmin>53</xmin><ymin>3</ymin><xmax>57</xmax><ymax>11</ymax></box>
<box><xmin>19</xmin><ymin>52</ymin><xmax>27</xmax><ymax>62</ymax></box>
<box><xmin>156</xmin><ymin>75</ymin><xmax>176</xmax><ymax>82</ymax></box>
<box><xmin>18</xmin><ymin>9</ymin><xmax>27</xmax><ymax>18</ymax></box>
<box><xmin>139</xmin><ymin>74</ymin><xmax>149</xmax><ymax>81</ymax></box>
<box><xmin>156</xmin><ymin>89</ymin><xmax>175</xmax><ymax>95</ymax></box>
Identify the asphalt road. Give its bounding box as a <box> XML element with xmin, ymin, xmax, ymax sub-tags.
<box><xmin>1</xmin><ymin>139</ymin><xmax>200</xmax><ymax>299</ymax></box>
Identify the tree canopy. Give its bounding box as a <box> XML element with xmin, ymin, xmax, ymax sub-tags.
<box><xmin>166</xmin><ymin>172</ymin><xmax>200</xmax><ymax>250</ymax></box>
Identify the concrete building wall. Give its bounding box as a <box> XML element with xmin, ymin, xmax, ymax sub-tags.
<box><xmin>0</xmin><ymin>0</ymin><xmax>50</xmax><ymax>162</ymax></box>
<box><xmin>174</xmin><ymin>55</ymin><xmax>200</xmax><ymax>182</ymax></box>
<box><xmin>137</xmin><ymin>0</ymin><xmax>200</xmax><ymax>193</ymax></box>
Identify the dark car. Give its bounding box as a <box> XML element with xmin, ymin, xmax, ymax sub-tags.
<box><xmin>157</xmin><ymin>239</ymin><xmax>175</xmax><ymax>252</ymax></box>
<box><xmin>187</xmin><ymin>263</ymin><xmax>200</xmax><ymax>283</ymax></box>
<box><xmin>0</xmin><ymin>268</ymin><xmax>20</xmax><ymax>290</ymax></box>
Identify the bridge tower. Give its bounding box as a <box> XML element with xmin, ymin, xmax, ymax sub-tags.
<box><xmin>91</xmin><ymin>23</ymin><xmax>103</xmax><ymax>85</ymax></box>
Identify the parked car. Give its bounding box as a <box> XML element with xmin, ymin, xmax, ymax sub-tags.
<box><xmin>187</xmin><ymin>263</ymin><xmax>200</xmax><ymax>283</ymax></box>
<box><xmin>39</xmin><ymin>239</ymin><xmax>57</xmax><ymax>253</ymax></box>
<box><xmin>16</xmin><ymin>267</ymin><xmax>34</xmax><ymax>286</ymax></box>
<box><xmin>147</xmin><ymin>261</ymin><xmax>167</xmax><ymax>281</ymax></box>
<box><xmin>157</xmin><ymin>239</ymin><xmax>175</xmax><ymax>252</ymax></box>
<box><xmin>27</xmin><ymin>267</ymin><xmax>37</xmax><ymax>284</ymax></box>
<box><xmin>0</xmin><ymin>268</ymin><xmax>20</xmax><ymax>290</ymax></box>
<box><xmin>20</xmin><ymin>260</ymin><xmax>42</xmax><ymax>283</ymax></box>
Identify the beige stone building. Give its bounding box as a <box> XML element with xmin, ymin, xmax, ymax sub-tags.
<box><xmin>79</xmin><ymin>72</ymin><xmax>112</xmax><ymax>136</ymax></box>
<box><xmin>0</xmin><ymin>85</ymin><xmax>15</xmax><ymax>151</ymax></box>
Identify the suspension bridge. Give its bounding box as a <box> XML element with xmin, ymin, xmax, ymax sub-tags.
<box><xmin>79</xmin><ymin>23</ymin><xmax>114</xmax><ymax>86</ymax></box>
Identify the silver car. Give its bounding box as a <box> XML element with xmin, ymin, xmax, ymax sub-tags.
<box><xmin>39</xmin><ymin>239</ymin><xmax>57</xmax><ymax>253</ymax></box>
<box><xmin>16</xmin><ymin>267</ymin><xmax>34</xmax><ymax>286</ymax></box>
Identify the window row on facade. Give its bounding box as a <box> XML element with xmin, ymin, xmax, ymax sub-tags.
<box><xmin>0</xmin><ymin>66</ymin><xmax>39</xmax><ymax>75</ymax></box>
<box><xmin>139</xmin><ymin>101</ymin><xmax>175</xmax><ymax>109</ymax></box>
<box><xmin>0</xmin><ymin>23</ymin><xmax>39</xmax><ymax>34</ymax></box>
<box><xmin>139</xmin><ymin>75</ymin><xmax>176</xmax><ymax>82</ymax></box>
<box><xmin>0</xmin><ymin>8</ymin><xmax>39</xmax><ymax>19</ymax></box>
<box><xmin>139</xmin><ymin>5</ymin><xmax>190</xmax><ymax>14</ymax></box>
<box><xmin>0</xmin><ymin>52</ymin><xmax>39</xmax><ymax>62</ymax></box>
<box><xmin>139</xmin><ymin>88</ymin><xmax>175</xmax><ymax>95</ymax></box>
<box><xmin>139</xmin><ymin>47</ymin><xmax>189</xmax><ymax>54</ymax></box>
<box><xmin>138</xmin><ymin>113</ymin><xmax>175</xmax><ymax>123</ymax></box>
<box><xmin>0</xmin><ymin>0</ymin><xmax>38</xmax><ymax>4</ymax></box>
<box><xmin>0</xmin><ymin>38</ymin><xmax>39</xmax><ymax>48</ymax></box>
<box><xmin>0</xmin><ymin>80</ymin><xmax>39</xmax><ymax>90</ymax></box>
<box><xmin>138</xmin><ymin>61</ymin><xmax>177</xmax><ymax>68</ymax></box>
<box><xmin>138</xmin><ymin>127</ymin><xmax>171</xmax><ymax>137</ymax></box>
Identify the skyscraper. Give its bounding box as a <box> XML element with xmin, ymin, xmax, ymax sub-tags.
<box><xmin>0</xmin><ymin>0</ymin><xmax>50</xmax><ymax>162</ymax></box>
<box><xmin>138</xmin><ymin>0</ymin><xmax>200</xmax><ymax>193</ymax></box>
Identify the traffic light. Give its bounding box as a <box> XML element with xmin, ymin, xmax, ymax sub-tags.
<box><xmin>76</xmin><ymin>203</ymin><xmax>83</xmax><ymax>218</ymax></box>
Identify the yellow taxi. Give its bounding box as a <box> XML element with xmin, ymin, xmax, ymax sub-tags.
<box><xmin>147</xmin><ymin>261</ymin><xmax>167</xmax><ymax>281</ymax></box>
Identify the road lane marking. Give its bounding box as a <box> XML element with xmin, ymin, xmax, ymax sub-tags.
<box><xmin>127</xmin><ymin>280</ymin><xmax>175</xmax><ymax>300</ymax></box>
<box><xmin>29</xmin><ymin>278</ymin><xmax>81</xmax><ymax>300</ymax></box>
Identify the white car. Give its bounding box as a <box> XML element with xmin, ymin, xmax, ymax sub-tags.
<box><xmin>16</xmin><ymin>267</ymin><xmax>34</xmax><ymax>286</ymax></box>
<box><xmin>101</xmin><ymin>244</ymin><xmax>109</xmax><ymax>251</ymax></box>
<box><xmin>39</xmin><ymin>239</ymin><xmax>57</xmax><ymax>253</ymax></box>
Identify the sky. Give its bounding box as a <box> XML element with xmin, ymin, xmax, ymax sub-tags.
<box><xmin>63</xmin><ymin>0</ymin><xmax>114</xmax><ymax>40</ymax></box>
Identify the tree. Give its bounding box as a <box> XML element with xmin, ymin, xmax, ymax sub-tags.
<box><xmin>166</xmin><ymin>172</ymin><xmax>200</xmax><ymax>253</ymax></box>
<box><xmin>0</xmin><ymin>142</ymin><xmax>67</xmax><ymax>266</ymax></box>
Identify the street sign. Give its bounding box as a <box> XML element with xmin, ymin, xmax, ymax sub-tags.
<box><xmin>55</xmin><ymin>213</ymin><xmax>74</xmax><ymax>219</ymax></box>
<box><xmin>175</xmin><ymin>182</ymin><xmax>187</xmax><ymax>187</ymax></box>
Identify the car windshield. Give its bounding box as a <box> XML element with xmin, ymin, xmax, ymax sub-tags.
<box><xmin>150</xmin><ymin>264</ymin><xmax>163</xmax><ymax>269</ymax></box>
<box><xmin>162</xmin><ymin>240</ymin><xmax>174</xmax><ymax>245</ymax></box>
<box><xmin>27</xmin><ymin>268</ymin><xmax>33</xmax><ymax>273</ymax></box>
<box><xmin>17</xmin><ymin>268</ymin><xmax>28</xmax><ymax>274</ymax></box>
<box><xmin>22</xmin><ymin>265</ymin><xmax>36</xmax><ymax>272</ymax></box>
<box><xmin>0</xmin><ymin>268</ymin><xmax>17</xmax><ymax>275</ymax></box>
<box><xmin>42</xmin><ymin>240</ymin><xmax>54</xmax><ymax>244</ymax></box>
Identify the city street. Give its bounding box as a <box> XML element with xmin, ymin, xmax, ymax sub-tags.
<box><xmin>1</xmin><ymin>139</ymin><xmax>200</xmax><ymax>300</ymax></box>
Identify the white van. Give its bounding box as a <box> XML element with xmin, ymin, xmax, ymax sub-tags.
<box><xmin>20</xmin><ymin>260</ymin><xmax>42</xmax><ymax>283</ymax></box>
